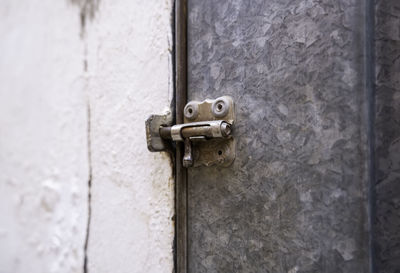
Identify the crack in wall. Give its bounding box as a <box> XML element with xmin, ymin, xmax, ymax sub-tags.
<box><xmin>82</xmin><ymin>29</ymin><xmax>92</xmax><ymax>273</ymax></box>
<box><xmin>68</xmin><ymin>1</ymin><xmax>98</xmax><ymax>271</ymax></box>
<box><xmin>83</xmin><ymin>96</ymin><xmax>92</xmax><ymax>273</ymax></box>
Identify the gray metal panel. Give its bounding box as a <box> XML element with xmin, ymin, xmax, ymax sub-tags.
<box><xmin>374</xmin><ymin>1</ymin><xmax>400</xmax><ymax>272</ymax></box>
<box><xmin>187</xmin><ymin>0</ymin><xmax>370</xmax><ymax>272</ymax></box>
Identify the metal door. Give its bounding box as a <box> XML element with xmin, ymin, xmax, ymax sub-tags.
<box><xmin>186</xmin><ymin>1</ymin><xmax>370</xmax><ymax>272</ymax></box>
<box><xmin>177</xmin><ymin>0</ymin><xmax>400</xmax><ymax>272</ymax></box>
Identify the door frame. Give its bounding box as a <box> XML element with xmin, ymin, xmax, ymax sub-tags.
<box><xmin>175</xmin><ymin>1</ymin><xmax>188</xmax><ymax>273</ymax></box>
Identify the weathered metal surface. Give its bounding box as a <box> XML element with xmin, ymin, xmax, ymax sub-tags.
<box><xmin>184</xmin><ymin>96</ymin><xmax>235</xmax><ymax>124</ymax></box>
<box><xmin>171</xmin><ymin>120</ymin><xmax>233</xmax><ymax>141</ymax></box>
<box><xmin>175</xmin><ymin>0</ymin><xmax>188</xmax><ymax>271</ymax></box>
<box><xmin>146</xmin><ymin>99</ymin><xmax>234</xmax><ymax>167</ymax></box>
<box><xmin>374</xmin><ymin>0</ymin><xmax>400</xmax><ymax>272</ymax></box>
<box><xmin>187</xmin><ymin>0</ymin><xmax>370</xmax><ymax>272</ymax></box>
<box><xmin>184</xmin><ymin>137</ymin><xmax>194</xmax><ymax>168</ymax></box>
<box><xmin>145</xmin><ymin>111</ymin><xmax>173</xmax><ymax>152</ymax></box>
<box><xmin>183</xmin><ymin>97</ymin><xmax>235</xmax><ymax>167</ymax></box>
<box><xmin>190</xmin><ymin>137</ymin><xmax>235</xmax><ymax>168</ymax></box>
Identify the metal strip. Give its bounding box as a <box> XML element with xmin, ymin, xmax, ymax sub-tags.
<box><xmin>175</xmin><ymin>0</ymin><xmax>188</xmax><ymax>272</ymax></box>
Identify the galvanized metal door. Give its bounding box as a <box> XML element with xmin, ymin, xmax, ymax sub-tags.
<box><xmin>182</xmin><ymin>0</ymin><xmax>399</xmax><ymax>272</ymax></box>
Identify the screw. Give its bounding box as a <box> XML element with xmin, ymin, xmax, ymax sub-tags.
<box><xmin>212</xmin><ymin>97</ymin><xmax>230</xmax><ymax>117</ymax></box>
<box><xmin>184</xmin><ymin>102</ymin><xmax>199</xmax><ymax>120</ymax></box>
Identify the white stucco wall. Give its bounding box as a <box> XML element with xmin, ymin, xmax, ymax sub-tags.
<box><xmin>85</xmin><ymin>1</ymin><xmax>174</xmax><ymax>272</ymax></box>
<box><xmin>0</xmin><ymin>1</ymin><xmax>174</xmax><ymax>272</ymax></box>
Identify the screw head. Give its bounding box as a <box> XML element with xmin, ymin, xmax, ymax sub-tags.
<box><xmin>184</xmin><ymin>102</ymin><xmax>199</xmax><ymax>120</ymax></box>
<box><xmin>212</xmin><ymin>97</ymin><xmax>230</xmax><ymax>118</ymax></box>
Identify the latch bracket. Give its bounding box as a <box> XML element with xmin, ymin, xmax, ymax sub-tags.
<box><xmin>146</xmin><ymin>96</ymin><xmax>235</xmax><ymax>167</ymax></box>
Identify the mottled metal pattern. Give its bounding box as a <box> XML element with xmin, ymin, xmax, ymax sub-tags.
<box><xmin>374</xmin><ymin>0</ymin><xmax>400</xmax><ymax>272</ymax></box>
<box><xmin>187</xmin><ymin>0</ymin><xmax>370</xmax><ymax>272</ymax></box>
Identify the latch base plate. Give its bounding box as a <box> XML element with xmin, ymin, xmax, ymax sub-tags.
<box><xmin>184</xmin><ymin>96</ymin><xmax>235</xmax><ymax>167</ymax></box>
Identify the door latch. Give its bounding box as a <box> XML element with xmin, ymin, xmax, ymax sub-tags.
<box><xmin>145</xmin><ymin>96</ymin><xmax>235</xmax><ymax>167</ymax></box>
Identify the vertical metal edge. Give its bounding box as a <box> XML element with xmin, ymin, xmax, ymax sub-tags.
<box><xmin>365</xmin><ymin>0</ymin><xmax>376</xmax><ymax>272</ymax></box>
<box><xmin>175</xmin><ymin>0</ymin><xmax>188</xmax><ymax>272</ymax></box>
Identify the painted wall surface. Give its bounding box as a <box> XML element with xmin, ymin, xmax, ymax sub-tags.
<box><xmin>0</xmin><ymin>1</ymin><xmax>174</xmax><ymax>273</ymax></box>
<box><xmin>0</xmin><ymin>1</ymin><xmax>88</xmax><ymax>272</ymax></box>
<box><xmin>84</xmin><ymin>1</ymin><xmax>174</xmax><ymax>272</ymax></box>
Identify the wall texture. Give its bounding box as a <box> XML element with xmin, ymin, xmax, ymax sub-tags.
<box><xmin>0</xmin><ymin>0</ymin><xmax>174</xmax><ymax>273</ymax></box>
<box><xmin>0</xmin><ymin>1</ymin><xmax>88</xmax><ymax>272</ymax></box>
<box><xmin>84</xmin><ymin>1</ymin><xmax>174</xmax><ymax>272</ymax></box>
